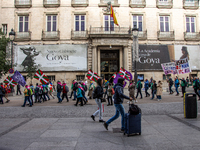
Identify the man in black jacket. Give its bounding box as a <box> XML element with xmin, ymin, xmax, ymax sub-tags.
<box><xmin>104</xmin><ymin>78</ymin><xmax>133</xmax><ymax>131</ymax></box>
<box><xmin>16</xmin><ymin>84</ymin><xmax>22</xmax><ymax>95</ymax></box>
<box><xmin>57</xmin><ymin>81</ymin><xmax>63</xmax><ymax>103</ymax></box>
<box><xmin>73</xmin><ymin>80</ymin><xmax>78</xmax><ymax>100</ymax></box>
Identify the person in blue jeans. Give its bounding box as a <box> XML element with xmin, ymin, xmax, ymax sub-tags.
<box><xmin>57</xmin><ymin>81</ymin><xmax>63</xmax><ymax>103</ymax></box>
<box><xmin>103</xmin><ymin>78</ymin><xmax>133</xmax><ymax>131</ymax></box>
<box><xmin>151</xmin><ymin>80</ymin><xmax>157</xmax><ymax>100</ymax></box>
<box><xmin>144</xmin><ymin>79</ymin><xmax>150</xmax><ymax>97</ymax></box>
<box><xmin>174</xmin><ymin>77</ymin><xmax>180</xmax><ymax>96</ymax></box>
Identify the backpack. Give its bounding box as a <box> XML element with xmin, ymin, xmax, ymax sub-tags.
<box><xmin>27</xmin><ymin>89</ymin><xmax>31</xmax><ymax>96</ymax></box>
<box><xmin>35</xmin><ymin>87</ymin><xmax>39</xmax><ymax>94</ymax></box>
<box><xmin>129</xmin><ymin>104</ymin><xmax>141</xmax><ymax>115</ymax></box>
<box><xmin>140</xmin><ymin>83</ymin><xmax>143</xmax><ymax>88</ymax></box>
<box><xmin>92</xmin><ymin>87</ymin><xmax>98</xmax><ymax>99</ymax></box>
<box><xmin>81</xmin><ymin>89</ymin><xmax>85</xmax><ymax>96</ymax></box>
<box><xmin>65</xmin><ymin>85</ymin><xmax>69</xmax><ymax>93</ymax></box>
<box><xmin>39</xmin><ymin>88</ymin><xmax>43</xmax><ymax>95</ymax></box>
<box><xmin>43</xmin><ymin>86</ymin><xmax>48</xmax><ymax>93</ymax></box>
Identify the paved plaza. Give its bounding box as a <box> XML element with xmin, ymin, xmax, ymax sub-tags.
<box><xmin>0</xmin><ymin>88</ymin><xmax>200</xmax><ymax>150</ymax></box>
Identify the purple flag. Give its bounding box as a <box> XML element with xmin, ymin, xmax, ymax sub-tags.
<box><xmin>114</xmin><ymin>73</ymin><xmax>127</xmax><ymax>88</ymax></box>
<box><xmin>126</xmin><ymin>70</ymin><xmax>133</xmax><ymax>81</ymax></box>
<box><xmin>11</xmin><ymin>70</ymin><xmax>26</xmax><ymax>87</ymax></box>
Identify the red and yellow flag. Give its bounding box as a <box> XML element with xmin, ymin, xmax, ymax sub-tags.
<box><xmin>110</xmin><ymin>5</ymin><xmax>118</xmax><ymax>26</ymax></box>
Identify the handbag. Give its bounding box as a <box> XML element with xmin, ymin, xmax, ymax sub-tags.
<box><xmin>101</xmin><ymin>98</ymin><xmax>106</xmax><ymax>103</ymax></box>
<box><xmin>128</xmin><ymin>103</ymin><xmax>141</xmax><ymax>115</ymax></box>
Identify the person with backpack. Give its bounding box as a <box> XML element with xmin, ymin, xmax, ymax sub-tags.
<box><xmin>57</xmin><ymin>81</ymin><xmax>63</xmax><ymax>103</ymax></box>
<box><xmin>21</xmin><ymin>85</ymin><xmax>32</xmax><ymax>107</ymax></box>
<box><xmin>91</xmin><ymin>78</ymin><xmax>105</xmax><ymax>122</ymax></box>
<box><xmin>62</xmin><ymin>82</ymin><xmax>69</xmax><ymax>102</ymax></box>
<box><xmin>69</xmin><ymin>80</ymin><xmax>74</xmax><ymax>99</ymax></box>
<box><xmin>136</xmin><ymin>79</ymin><xmax>143</xmax><ymax>99</ymax></box>
<box><xmin>72</xmin><ymin>80</ymin><xmax>78</xmax><ymax>100</ymax></box>
<box><xmin>0</xmin><ymin>83</ymin><xmax>5</xmax><ymax>104</ymax></box>
<box><xmin>144</xmin><ymin>79</ymin><xmax>150</xmax><ymax>97</ymax></box>
<box><xmin>175</xmin><ymin>77</ymin><xmax>180</xmax><ymax>96</ymax></box>
<box><xmin>74</xmin><ymin>84</ymin><xmax>83</xmax><ymax>106</ymax></box>
<box><xmin>29</xmin><ymin>84</ymin><xmax>34</xmax><ymax>105</ymax></box>
<box><xmin>168</xmin><ymin>77</ymin><xmax>174</xmax><ymax>94</ymax></box>
<box><xmin>38</xmin><ymin>84</ymin><xmax>43</xmax><ymax>103</ymax></box>
<box><xmin>193</xmin><ymin>77</ymin><xmax>200</xmax><ymax>100</ymax></box>
<box><xmin>34</xmin><ymin>83</ymin><xmax>39</xmax><ymax>103</ymax></box>
<box><xmin>103</xmin><ymin>78</ymin><xmax>133</xmax><ymax>131</ymax></box>
<box><xmin>151</xmin><ymin>80</ymin><xmax>157</xmax><ymax>100</ymax></box>
<box><xmin>107</xmin><ymin>83</ymin><xmax>114</xmax><ymax>106</ymax></box>
<box><xmin>180</xmin><ymin>78</ymin><xmax>187</xmax><ymax>97</ymax></box>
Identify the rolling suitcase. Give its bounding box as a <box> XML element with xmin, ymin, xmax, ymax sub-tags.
<box><xmin>124</xmin><ymin>113</ymin><xmax>141</xmax><ymax>137</ymax></box>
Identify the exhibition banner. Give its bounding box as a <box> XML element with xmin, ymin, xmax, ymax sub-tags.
<box><xmin>14</xmin><ymin>44</ymin><xmax>87</xmax><ymax>72</ymax></box>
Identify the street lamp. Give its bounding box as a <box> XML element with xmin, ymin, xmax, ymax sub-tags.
<box><xmin>132</xmin><ymin>25</ymin><xmax>139</xmax><ymax>85</ymax></box>
<box><xmin>9</xmin><ymin>29</ymin><xmax>15</xmax><ymax>68</ymax></box>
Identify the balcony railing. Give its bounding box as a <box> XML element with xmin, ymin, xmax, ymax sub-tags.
<box><xmin>99</xmin><ymin>0</ymin><xmax>120</xmax><ymax>7</ymax></box>
<box><xmin>156</xmin><ymin>0</ymin><xmax>173</xmax><ymax>9</ymax></box>
<box><xmin>71</xmin><ymin>30</ymin><xmax>88</xmax><ymax>39</ymax></box>
<box><xmin>184</xmin><ymin>32</ymin><xmax>200</xmax><ymax>41</ymax></box>
<box><xmin>42</xmin><ymin>30</ymin><xmax>60</xmax><ymax>41</ymax></box>
<box><xmin>89</xmin><ymin>27</ymin><xmax>132</xmax><ymax>38</ymax></box>
<box><xmin>15</xmin><ymin>0</ymin><xmax>32</xmax><ymax>8</ymax></box>
<box><xmin>129</xmin><ymin>0</ymin><xmax>146</xmax><ymax>8</ymax></box>
<box><xmin>157</xmin><ymin>31</ymin><xmax>175</xmax><ymax>41</ymax></box>
<box><xmin>15</xmin><ymin>31</ymin><xmax>31</xmax><ymax>41</ymax></box>
<box><xmin>183</xmin><ymin>0</ymin><xmax>199</xmax><ymax>9</ymax></box>
<box><xmin>43</xmin><ymin>0</ymin><xmax>60</xmax><ymax>7</ymax></box>
<box><xmin>71</xmin><ymin>0</ymin><xmax>89</xmax><ymax>7</ymax></box>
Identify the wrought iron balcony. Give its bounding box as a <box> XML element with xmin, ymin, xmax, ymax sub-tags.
<box><xmin>89</xmin><ymin>27</ymin><xmax>132</xmax><ymax>38</ymax></box>
<box><xmin>129</xmin><ymin>0</ymin><xmax>146</xmax><ymax>8</ymax></box>
<box><xmin>183</xmin><ymin>0</ymin><xmax>199</xmax><ymax>9</ymax></box>
<box><xmin>99</xmin><ymin>0</ymin><xmax>120</xmax><ymax>7</ymax></box>
<box><xmin>15</xmin><ymin>0</ymin><xmax>32</xmax><ymax>8</ymax></box>
<box><xmin>157</xmin><ymin>31</ymin><xmax>175</xmax><ymax>41</ymax></box>
<box><xmin>71</xmin><ymin>0</ymin><xmax>89</xmax><ymax>7</ymax></box>
<box><xmin>156</xmin><ymin>0</ymin><xmax>173</xmax><ymax>9</ymax></box>
<box><xmin>71</xmin><ymin>30</ymin><xmax>88</xmax><ymax>40</ymax></box>
<box><xmin>15</xmin><ymin>31</ymin><xmax>31</xmax><ymax>41</ymax></box>
<box><xmin>42</xmin><ymin>30</ymin><xmax>60</xmax><ymax>41</ymax></box>
<box><xmin>43</xmin><ymin>0</ymin><xmax>60</xmax><ymax>8</ymax></box>
<box><xmin>184</xmin><ymin>32</ymin><xmax>200</xmax><ymax>41</ymax></box>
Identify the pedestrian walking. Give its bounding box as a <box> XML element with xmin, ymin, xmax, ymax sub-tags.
<box><xmin>180</xmin><ymin>78</ymin><xmax>187</xmax><ymax>97</ymax></box>
<box><xmin>136</xmin><ymin>79</ymin><xmax>143</xmax><ymax>99</ymax></box>
<box><xmin>91</xmin><ymin>78</ymin><xmax>105</xmax><ymax>122</ymax></box>
<box><xmin>103</xmin><ymin>80</ymin><xmax>109</xmax><ymax>99</ymax></box>
<box><xmin>175</xmin><ymin>77</ymin><xmax>180</xmax><ymax>96</ymax></box>
<box><xmin>29</xmin><ymin>84</ymin><xmax>34</xmax><ymax>105</ymax></box>
<box><xmin>62</xmin><ymin>82</ymin><xmax>69</xmax><ymax>102</ymax></box>
<box><xmin>88</xmin><ymin>81</ymin><xmax>95</xmax><ymax>99</ymax></box>
<box><xmin>81</xmin><ymin>82</ymin><xmax>88</xmax><ymax>103</ymax></box>
<box><xmin>107</xmin><ymin>83</ymin><xmax>114</xmax><ymax>106</ymax></box>
<box><xmin>103</xmin><ymin>78</ymin><xmax>133</xmax><ymax>131</ymax></box>
<box><xmin>168</xmin><ymin>77</ymin><xmax>174</xmax><ymax>94</ymax></box>
<box><xmin>52</xmin><ymin>80</ymin><xmax>56</xmax><ymax>91</ymax></box>
<box><xmin>151</xmin><ymin>80</ymin><xmax>157</xmax><ymax>100</ymax></box>
<box><xmin>0</xmin><ymin>83</ymin><xmax>5</xmax><ymax>104</ymax></box>
<box><xmin>38</xmin><ymin>84</ymin><xmax>43</xmax><ymax>103</ymax></box>
<box><xmin>48</xmin><ymin>82</ymin><xmax>55</xmax><ymax>99</ymax></box>
<box><xmin>72</xmin><ymin>80</ymin><xmax>78</xmax><ymax>100</ymax></box>
<box><xmin>21</xmin><ymin>85</ymin><xmax>32</xmax><ymax>107</ymax></box>
<box><xmin>16</xmin><ymin>83</ymin><xmax>22</xmax><ymax>95</ymax></box>
<box><xmin>74</xmin><ymin>84</ymin><xmax>83</xmax><ymax>106</ymax></box>
<box><xmin>193</xmin><ymin>77</ymin><xmax>200</xmax><ymax>100</ymax></box>
<box><xmin>128</xmin><ymin>80</ymin><xmax>136</xmax><ymax>103</ymax></box>
<box><xmin>4</xmin><ymin>84</ymin><xmax>10</xmax><ymax>103</ymax></box>
<box><xmin>144</xmin><ymin>79</ymin><xmax>150</xmax><ymax>97</ymax></box>
<box><xmin>57</xmin><ymin>81</ymin><xmax>63</xmax><ymax>103</ymax></box>
<box><xmin>34</xmin><ymin>83</ymin><xmax>39</xmax><ymax>103</ymax></box>
<box><xmin>156</xmin><ymin>81</ymin><xmax>163</xmax><ymax>101</ymax></box>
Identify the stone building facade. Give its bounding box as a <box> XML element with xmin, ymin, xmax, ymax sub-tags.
<box><xmin>0</xmin><ymin>0</ymin><xmax>200</xmax><ymax>85</ymax></box>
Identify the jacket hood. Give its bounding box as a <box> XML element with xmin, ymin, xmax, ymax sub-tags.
<box><xmin>115</xmin><ymin>83</ymin><xmax>123</xmax><ymax>87</ymax></box>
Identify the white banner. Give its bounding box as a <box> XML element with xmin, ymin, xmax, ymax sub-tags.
<box><xmin>14</xmin><ymin>44</ymin><xmax>87</xmax><ymax>71</ymax></box>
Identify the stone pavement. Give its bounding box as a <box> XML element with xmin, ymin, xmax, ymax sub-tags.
<box><xmin>0</xmin><ymin>87</ymin><xmax>200</xmax><ymax>150</ymax></box>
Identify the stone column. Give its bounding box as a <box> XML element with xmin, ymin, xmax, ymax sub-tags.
<box><xmin>92</xmin><ymin>46</ymin><xmax>97</xmax><ymax>72</ymax></box>
<box><xmin>123</xmin><ymin>46</ymin><xmax>129</xmax><ymax>70</ymax></box>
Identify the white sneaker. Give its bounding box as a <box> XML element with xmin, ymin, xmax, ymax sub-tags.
<box><xmin>135</xmin><ymin>100</ymin><xmax>138</xmax><ymax>103</ymax></box>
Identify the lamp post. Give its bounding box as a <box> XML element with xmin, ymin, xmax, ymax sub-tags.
<box><xmin>9</xmin><ymin>29</ymin><xmax>15</xmax><ymax>68</ymax></box>
<box><xmin>132</xmin><ymin>25</ymin><xmax>139</xmax><ymax>84</ymax></box>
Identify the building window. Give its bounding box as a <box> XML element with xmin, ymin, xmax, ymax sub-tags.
<box><xmin>19</xmin><ymin>16</ymin><xmax>29</xmax><ymax>32</ymax></box>
<box><xmin>160</xmin><ymin>16</ymin><xmax>169</xmax><ymax>32</ymax></box>
<box><xmin>47</xmin><ymin>76</ymin><xmax>55</xmax><ymax>81</ymax></box>
<box><xmin>2</xmin><ymin>24</ymin><xmax>7</xmax><ymax>35</ymax></box>
<box><xmin>47</xmin><ymin>15</ymin><xmax>57</xmax><ymax>32</ymax></box>
<box><xmin>23</xmin><ymin>76</ymin><xmax>27</xmax><ymax>81</ymax></box>
<box><xmin>186</xmin><ymin>17</ymin><xmax>195</xmax><ymax>32</ymax></box>
<box><xmin>104</xmin><ymin>15</ymin><xmax>114</xmax><ymax>31</ymax></box>
<box><xmin>76</xmin><ymin>75</ymin><xmax>85</xmax><ymax>81</ymax></box>
<box><xmin>133</xmin><ymin>15</ymin><xmax>143</xmax><ymax>31</ymax></box>
<box><xmin>163</xmin><ymin>74</ymin><xmax>171</xmax><ymax>80</ymax></box>
<box><xmin>75</xmin><ymin>15</ymin><xmax>85</xmax><ymax>31</ymax></box>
